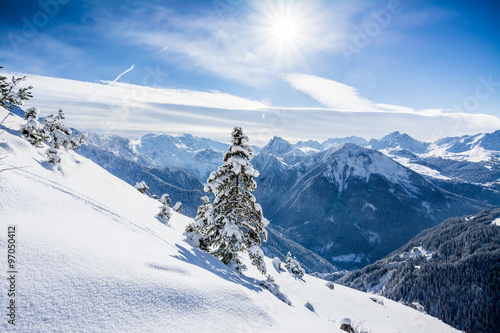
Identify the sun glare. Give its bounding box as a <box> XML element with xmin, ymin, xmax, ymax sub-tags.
<box><xmin>250</xmin><ymin>0</ymin><xmax>325</xmax><ymax>68</ymax></box>
<box><xmin>273</xmin><ymin>18</ymin><xmax>297</xmax><ymax>42</ymax></box>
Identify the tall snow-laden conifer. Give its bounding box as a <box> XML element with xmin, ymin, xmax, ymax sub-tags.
<box><xmin>204</xmin><ymin>127</ymin><xmax>269</xmax><ymax>274</ymax></box>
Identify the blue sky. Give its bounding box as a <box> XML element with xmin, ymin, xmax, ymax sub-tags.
<box><xmin>1</xmin><ymin>0</ymin><xmax>499</xmax><ymax>143</ymax></box>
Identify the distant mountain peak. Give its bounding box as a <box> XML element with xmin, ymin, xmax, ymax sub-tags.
<box><xmin>319</xmin><ymin>143</ymin><xmax>418</xmax><ymax>191</ymax></box>
<box><xmin>322</xmin><ymin>136</ymin><xmax>368</xmax><ymax>149</ymax></box>
<box><xmin>261</xmin><ymin>136</ymin><xmax>293</xmax><ymax>156</ymax></box>
<box><xmin>295</xmin><ymin>139</ymin><xmax>323</xmax><ymax>150</ymax></box>
<box><xmin>370</xmin><ymin>131</ymin><xmax>428</xmax><ymax>154</ymax></box>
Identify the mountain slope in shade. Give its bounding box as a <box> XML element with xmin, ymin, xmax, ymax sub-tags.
<box><xmin>338</xmin><ymin>208</ymin><xmax>500</xmax><ymax>333</ymax></box>
<box><xmin>0</xmin><ymin>108</ymin><xmax>458</xmax><ymax>333</ymax></box>
<box><xmin>253</xmin><ymin>143</ymin><xmax>492</xmax><ymax>269</ymax></box>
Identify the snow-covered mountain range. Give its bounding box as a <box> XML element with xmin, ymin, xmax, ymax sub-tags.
<box><xmin>253</xmin><ymin>142</ymin><xmax>493</xmax><ymax>269</ymax></box>
<box><xmin>75</xmin><ymin>128</ymin><xmax>500</xmax><ymax>270</ymax></box>
<box><xmin>0</xmin><ymin>108</ymin><xmax>459</xmax><ymax>332</ymax></box>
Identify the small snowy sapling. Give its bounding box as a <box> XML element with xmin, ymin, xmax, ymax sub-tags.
<box><xmin>46</xmin><ymin>148</ymin><xmax>62</xmax><ymax>164</ymax></box>
<box><xmin>157</xmin><ymin>194</ymin><xmax>172</xmax><ymax>224</ymax></box>
<box><xmin>173</xmin><ymin>202</ymin><xmax>182</xmax><ymax>214</ymax></box>
<box><xmin>21</xmin><ymin>107</ymin><xmax>43</xmax><ymax>147</ymax></box>
<box><xmin>285</xmin><ymin>251</ymin><xmax>305</xmax><ymax>278</ymax></box>
<box><xmin>259</xmin><ymin>275</ymin><xmax>292</xmax><ymax>305</ymax></box>
<box><xmin>134</xmin><ymin>181</ymin><xmax>150</xmax><ymax>195</ymax></box>
<box><xmin>185</xmin><ymin>196</ymin><xmax>214</xmax><ymax>251</ymax></box>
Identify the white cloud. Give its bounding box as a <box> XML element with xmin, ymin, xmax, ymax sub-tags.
<box><xmin>285</xmin><ymin>73</ymin><xmax>379</xmax><ymax>111</ymax></box>
<box><xmin>377</xmin><ymin>103</ymin><xmax>416</xmax><ymax>114</ymax></box>
<box><xmin>8</xmin><ymin>73</ymin><xmax>500</xmax><ymax>146</ymax></box>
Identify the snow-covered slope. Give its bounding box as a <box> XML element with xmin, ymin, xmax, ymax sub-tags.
<box><xmin>373</xmin><ymin>131</ymin><xmax>500</xmax><ymax>185</ymax></box>
<box><xmin>0</xmin><ymin>109</ymin><xmax>458</xmax><ymax>332</ymax></box>
<box><xmin>428</xmin><ymin>130</ymin><xmax>500</xmax><ymax>162</ymax></box>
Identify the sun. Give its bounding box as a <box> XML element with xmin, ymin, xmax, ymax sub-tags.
<box><xmin>250</xmin><ymin>0</ymin><xmax>323</xmax><ymax>67</ymax></box>
<box><xmin>273</xmin><ymin>18</ymin><xmax>297</xmax><ymax>42</ymax></box>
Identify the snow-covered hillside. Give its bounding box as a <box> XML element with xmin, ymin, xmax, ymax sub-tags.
<box><xmin>0</xmin><ymin>109</ymin><xmax>458</xmax><ymax>332</ymax></box>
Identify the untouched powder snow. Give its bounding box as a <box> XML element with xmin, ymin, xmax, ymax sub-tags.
<box><xmin>0</xmin><ymin>109</ymin><xmax>458</xmax><ymax>332</ymax></box>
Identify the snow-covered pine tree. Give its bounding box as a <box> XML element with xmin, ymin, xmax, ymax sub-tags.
<box><xmin>1</xmin><ymin>67</ymin><xmax>33</xmax><ymax>173</ymax></box>
<box><xmin>161</xmin><ymin>193</ymin><xmax>172</xmax><ymax>206</ymax></box>
<box><xmin>0</xmin><ymin>67</ymin><xmax>33</xmax><ymax>112</ymax></box>
<box><xmin>173</xmin><ymin>202</ymin><xmax>182</xmax><ymax>214</ymax></box>
<box><xmin>41</xmin><ymin>109</ymin><xmax>87</xmax><ymax>152</ymax></box>
<box><xmin>134</xmin><ymin>181</ymin><xmax>150</xmax><ymax>194</ymax></box>
<box><xmin>42</xmin><ymin>109</ymin><xmax>72</xmax><ymax>149</ymax></box>
<box><xmin>204</xmin><ymin>127</ymin><xmax>269</xmax><ymax>274</ymax></box>
<box><xmin>21</xmin><ymin>107</ymin><xmax>43</xmax><ymax>147</ymax></box>
<box><xmin>285</xmin><ymin>252</ymin><xmax>305</xmax><ymax>278</ymax></box>
<box><xmin>157</xmin><ymin>194</ymin><xmax>172</xmax><ymax>224</ymax></box>
<box><xmin>185</xmin><ymin>196</ymin><xmax>214</xmax><ymax>251</ymax></box>
<box><xmin>19</xmin><ymin>107</ymin><xmax>87</xmax><ymax>163</ymax></box>
<box><xmin>46</xmin><ymin>148</ymin><xmax>62</xmax><ymax>164</ymax></box>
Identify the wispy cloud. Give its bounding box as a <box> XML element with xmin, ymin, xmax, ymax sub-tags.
<box><xmin>285</xmin><ymin>73</ymin><xmax>379</xmax><ymax>111</ymax></box>
<box><xmin>377</xmin><ymin>103</ymin><xmax>416</xmax><ymax>114</ymax></box>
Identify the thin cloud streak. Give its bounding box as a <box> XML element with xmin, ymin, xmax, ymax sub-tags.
<box><xmin>108</xmin><ymin>65</ymin><xmax>136</xmax><ymax>86</ymax></box>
